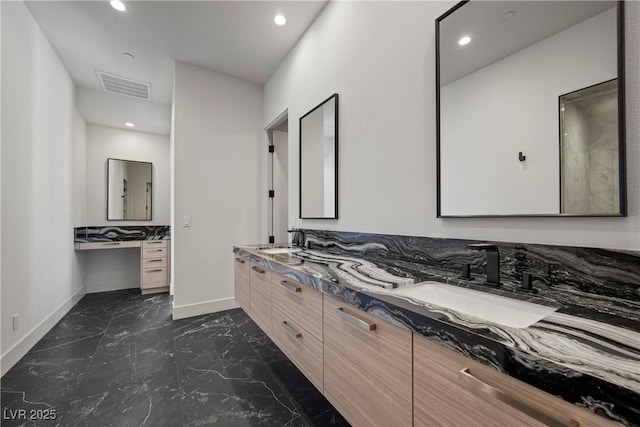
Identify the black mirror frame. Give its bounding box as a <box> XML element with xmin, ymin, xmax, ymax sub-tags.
<box><xmin>106</xmin><ymin>157</ymin><xmax>154</xmax><ymax>221</ymax></box>
<box><xmin>299</xmin><ymin>93</ymin><xmax>339</xmax><ymax>220</ymax></box>
<box><xmin>435</xmin><ymin>1</ymin><xmax>626</xmax><ymax>218</ymax></box>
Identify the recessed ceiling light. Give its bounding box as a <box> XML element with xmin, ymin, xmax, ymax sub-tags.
<box><xmin>274</xmin><ymin>14</ymin><xmax>286</xmax><ymax>26</ymax></box>
<box><xmin>125</xmin><ymin>122</ymin><xmax>135</xmax><ymax>127</ymax></box>
<box><xmin>503</xmin><ymin>10</ymin><xmax>516</xmax><ymax>20</ymax></box>
<box><xmin>110</xmin><ymin>1</ymin><xmax>126</xmax><ymax>12</ymax></box>
<box><xmin>458</xmin><ymin>36</ymin><xmax>471</xmax><ymax>46</ymax></box>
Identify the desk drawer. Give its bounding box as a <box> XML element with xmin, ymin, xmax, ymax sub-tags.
<box><xmin>142</xmin><ymin>240</ymin><xmax>167</xmax><ymax>249</ymax></box>
<box><xmin>142</xmin><ymin>257</ymin><xmax>167</xmax><ymax>268</ymax></box>
<box><xmin>141</xmin><ymin>266</ymin><xmax>168</xmax><ymax>289</ymax></box>
<box><xmin>142</xmin><ymin>247</ymin><xmax>168</xmax><ymax>258</ymax></box>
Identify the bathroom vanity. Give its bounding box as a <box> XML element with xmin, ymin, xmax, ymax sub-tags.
<box><xmin>233</xmin><ymin>232</ymin><xmax>639</xmax><ymax>427</ymax></box>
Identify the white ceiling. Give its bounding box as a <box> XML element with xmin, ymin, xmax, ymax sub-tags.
<box><xmin>439</xmin><ymin>1</ymin><xmax>616</xmax><ymax>85</ymax></box>
<box><xmin>25</xmin><ymin>1</ymin><xmax>327</xmax><ymax>134</ymax></box>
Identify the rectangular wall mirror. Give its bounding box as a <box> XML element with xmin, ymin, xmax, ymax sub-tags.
<box><xmin>107</xmin><ymin>158</ymin><xmax>153</xmax><ymax>221</ymax></box>
<box><xmin>436</xmin><ymin>1</ymin><xmax>626</xmax><ymax>217</ymax></box>
<box><xmin>300</xmin><ymin>93</ymin><xmax>338</xmax><ymax>219</ymax></box>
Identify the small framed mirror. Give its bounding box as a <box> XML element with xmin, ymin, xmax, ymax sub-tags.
<box><xmin>107</xmin><ymin>158</ymin><xmax>153</xmax><ymax>220</ymax></box>
<box><xmin>299</xmin><ymin>93</ymin><xmax>339</xmax><ymax>219</ymax></box>
<box><xmin>436</xmin><ymin>1</ymin><xmax>626</xmax><ymax>217</ymax></box>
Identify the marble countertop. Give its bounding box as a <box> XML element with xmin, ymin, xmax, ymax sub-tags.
<box><xmin>233</xmin><ymin>243</ymin><xmax>640</xmax><ymax>426</ymax></box>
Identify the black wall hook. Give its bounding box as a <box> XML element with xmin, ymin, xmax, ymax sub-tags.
<box><xmin>519</xmin><ymin>151</ymin><xmax>526</xmax><ymax>161</ymax></box>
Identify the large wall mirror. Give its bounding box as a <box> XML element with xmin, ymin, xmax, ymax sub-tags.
<box><xmin>300</xmin><ymin>93</ymin><xmax>338</xmax><ymax>219</ymax></box>
<box><xmin>436</xmin><ymin>1</ymin><xmax>626</xmax><ymax>217</ymax></box>
<box><xmin>107</xmin><ymin>158</ymin><xmax>153</xmax><ymax>220</ymax></box>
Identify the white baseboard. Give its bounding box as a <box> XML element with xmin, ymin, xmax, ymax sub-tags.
<box><xmin>141</xmin><ymin>286</ymin><xmax>169</xmax><ymax>295</ymax></box>
<box><xmin>172</xmin><ymin>297</ymin><xmax>239</xmax><ymax>320</ymax></box>
<box><xmin>1</xmin><ymin>287</ymin><xmax>86</xmax><ymax>376</ymax></box>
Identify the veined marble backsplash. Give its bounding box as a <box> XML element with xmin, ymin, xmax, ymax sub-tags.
<box><xmin>299</xmin><ymin>229</ymin><xmax>640</xmax><ymax>330</ymax></box>
<box><xmin>74</xmin><ymin>225</ymin><xmax>170</xmax><ymax>242</ymax></box>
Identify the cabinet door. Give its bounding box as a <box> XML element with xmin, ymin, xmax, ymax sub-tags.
<box><xmin>249</xmin><ymin>262</ymin><xmax>272</xmax><ymax>336</ymax></box>
<box><xmin>323</xmin><ymin>296</ymin><xmax>412</xmax><ymax>427</ymax></box>
<box><xmin>413</xmin><ymin>334</ymin><xmax>619</xmax><ymax>427</ymax></box>
<box><xmin>233</xmin><ymin>256</ymin><xmax>250</xmax><ymax>312</ymax></box>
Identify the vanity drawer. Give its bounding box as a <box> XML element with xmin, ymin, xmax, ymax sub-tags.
<box><xmin>142</xmin><ymin>257</ymin><xmax>167</xmax><ymax>268</ymax></box>
<box><xmin>271</xmin><ymin>272</ymin><xmax>322</xmax><ymax>340</ymax></box>
<box><xmin>142</xmin><ymin>247</ymin><xmax>168</xmax><ymax>258</ymax></box>
<box><xmin>142</xmin><ymin>240</ymin><xmax>167</xmax><ymax>249</ymax></box>
<box><xmin>141</xmin><ymin>267</ymin><xmax>167</xmax><ymax>289</ymax></box>
<box><xmin>234</xmin><ymin>256</ymin><xmax>250</xmax><ymax>274</ymax></box>
<box><xmin>271</xmin><ymin>307</ymin><xmax>323</xmax><ymax>392</ymax></box>
<box><xmin>413</xmin><ymin>334</ymin><xmax>619</xmax><ymax>427</ymax></box>
<box><xmin>323</xmin><ymin>295</ymin><xmax>412</xmax><ymax>427</ymax></box>
<box><xmin>250</xmin><ymin>262</ymin><xmax>271</xmax><ymax>285</ymax></box>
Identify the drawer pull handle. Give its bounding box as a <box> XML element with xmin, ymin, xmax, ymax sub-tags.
<box><xmin>280</xmin><ymin>280</ymin><xmax>301</xmax><ymax>293</ymax></box>
<box><xmin>147</xmin><ymin>249</ymin><xmax>163</xmax><ymax>253</ymax></box>
<box><xmin>335</xmin><ymin>307</ymin><xmax>376</xmax><ymax>331</ymax></box>
<box><xmin>146</xmin><ymin>269</ymin><xmax>164</xmax><ymax>273</ymax></box>
<box><xmin>281</xmin><ymin>321</ymin><xmax>302</xmax><ymax>339</ymax></box>
<box><xmin>458</xmin><ymin>367</ymin><xmax>580</xmax><ymax>427</ymax></box>
<box><xmin>252</xmin><ymin>266</ymin><xmax>266</xmax><ymax>274</ymax></box>
<box><xmin>147</xmin><ymin>259</ymin><xmax>163</xmax><ymax>263</ymax></box>
<box><xmin>102</xmin><ymin>242</ymin><xmax>121</xmax><ymax>246</ymax></box>
<box><xmin>235</xmin><ymin>258</ymin><xmax>246</xmax><ymax>264</ymax></box>
<box><xmin>147</xmin><ymin>241</ymin><xmax>163</xmax><ymax>244</ymax></box>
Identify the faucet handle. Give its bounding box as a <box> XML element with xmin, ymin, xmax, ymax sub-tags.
<box><xmin>520</xmin><ymin>271</ymin><xmax>550</xmax><ymax>293</ymax></box>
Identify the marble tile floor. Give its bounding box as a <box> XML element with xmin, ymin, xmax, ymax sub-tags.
<box><xmin>1</xmin><ymin>290</ymin><xmax>349</xmax><ymax>427</ymax></box>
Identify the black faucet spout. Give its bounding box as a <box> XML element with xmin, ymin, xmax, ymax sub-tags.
<box><xmin>467</xmin><ymin>244</ymin><xmax>500</xmax><ymax>287</ymax></box>
<box><xmin>287</xmin><ymin>229</ymin><xmax>306</xmax><ymax>248</ymax></box>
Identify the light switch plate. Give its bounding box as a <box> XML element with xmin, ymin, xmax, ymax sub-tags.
<box><xmin>183</xmin><ymin>216</ymin><xmax>191</xmax><ymax>227</ymax></box>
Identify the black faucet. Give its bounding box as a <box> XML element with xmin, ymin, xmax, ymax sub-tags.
<box><xmin>467</xmin><ymin>244</ymin><xmax>501</xmax><ymax>287</ymax></box>
<box><xmin>519</xmin><ymin>271</ymin><xmax>550</xmax><ymax>293</ymax></box>
<box><xmin>287</xmin><ymin>229</ymin><xmax>306</xmax><ymax>248</ymax></box>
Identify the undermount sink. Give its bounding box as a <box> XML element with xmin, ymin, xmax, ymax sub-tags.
<box><xmin>260</xmin><ymin>247</ymin><xmax>303</xmax><ymax>255</ymax></box>
<box><xmin>390</xmin><ymin>282</ymin><xmax>557</xmax><ymax>329</ymax></box>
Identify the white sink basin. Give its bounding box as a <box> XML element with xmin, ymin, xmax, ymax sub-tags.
<box><xmin>260</xmin><ymin>247</ymin><xmax>303</xmax><ymax>255</ymax></box>
<box><xmin>391</xmin><ymin>282</ymin><xmax>557</xmax><ymax>328</ymax></box>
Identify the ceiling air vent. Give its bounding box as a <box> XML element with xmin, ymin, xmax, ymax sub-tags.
<box><xmin>96</xmin><ymin>71</ymin><xmax>151</xmax><ymax>100</ymax></box>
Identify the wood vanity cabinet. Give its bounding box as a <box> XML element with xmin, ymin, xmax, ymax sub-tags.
<box><xmin>323</xmin><ymin>295</ymin><xmax>413</xmax><ymax>427</ymax></box>
<box><xmin>141</xmin><ymin>240</ymin><xmax>170</xmax><ymax>290</ymax></box>
<box><xmin>249</xmin><ymin>261</ymin><xmax>272</xmax><ymax>336</ymax></box>
<box><xmin>270</xmin><ymin>272</ymin><xmax>324</xmax><ymax>392</ymax></box>
<box><xmin>413</xmin><ymin>334</ymin><xmax>619</xmax><ymax>427</ymax></box>
<box><xmin>233</xmin><ymin>256</ymin><xmax>251</xmax><ymax>312</ymax></box>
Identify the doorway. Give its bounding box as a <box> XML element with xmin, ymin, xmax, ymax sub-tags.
<box><xmin>266</xmin><ymin>111</ymin><xmax>289</xmax><ymax>244</ymax></box>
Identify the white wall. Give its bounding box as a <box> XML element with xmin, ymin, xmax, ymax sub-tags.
<box><xmin>172</xmin><ymin>61</ymin><xmax>263</xmax><ymax>319</ymax></box>
<box><xmin>86</xmin><ymin>124</ymin><xmax>170</xmax><ymax>225</ymax></box>
<box><xmin>440</xmin><ymin>9</ymin><xmax>616</xmax><ymax>215</ymax></box>
<box><xmin>1</xmin><ymin>1</ymin><xmax>87</xmax><ymax>375</ymax></box>
<box><xmin>264</xmin><ymin>1</ymin><xmax>640</xmax><ymax>251</ymax></box>
<box><xmin>84</xmin><ymin>124</ymin><xmax>169</xmax><ymax>293</ymax></box>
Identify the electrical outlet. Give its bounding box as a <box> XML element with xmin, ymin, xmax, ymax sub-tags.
<box><xmin>12</xmin><ymin>314</ymin><xmax>19</xmax><ymax>331</ymax></box>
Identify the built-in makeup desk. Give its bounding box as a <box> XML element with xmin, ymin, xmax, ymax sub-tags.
<box><xmin>74</xmin><ymin>226</ymin><xmax>170</xmax><ymax>294</ymax></box>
